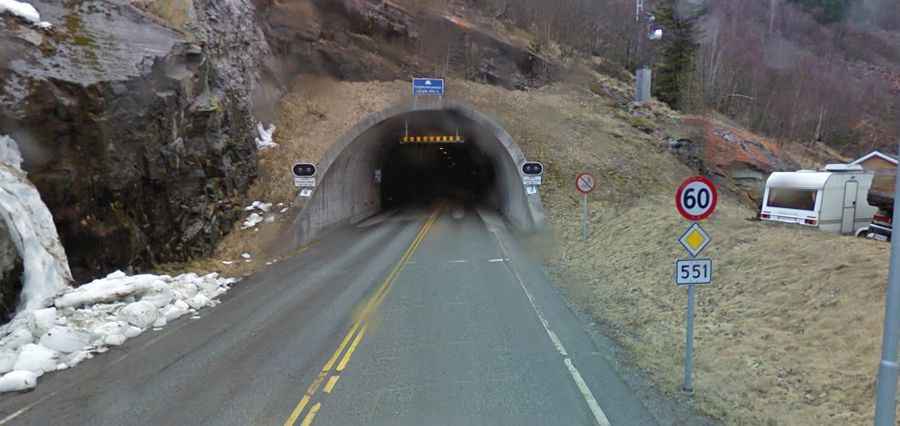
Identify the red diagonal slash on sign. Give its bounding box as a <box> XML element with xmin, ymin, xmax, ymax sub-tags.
<box><xmin>576</xmin><ymin>173</ymin><xmax>595</xmax><ymax>194</ymax></box>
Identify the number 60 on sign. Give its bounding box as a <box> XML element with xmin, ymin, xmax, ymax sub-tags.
<box><xmin>675</xmin><ymin>259</ymin><xmax>712</xmax><ymax>286</ymax></box>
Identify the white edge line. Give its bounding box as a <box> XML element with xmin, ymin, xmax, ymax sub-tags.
<box><xmin>566</xmin><ymin>358</ymin><xmax>612</xmax><ymax>426</ymax></box>
<box><xmin>0</xmin><ymin>391</ymin><xmax>58</xmax><ymax>425</ymax></box>
<box><xmin>488</xmin><ymin>226</ymin><xmax>610</xmax><ymax>426</ymax></box>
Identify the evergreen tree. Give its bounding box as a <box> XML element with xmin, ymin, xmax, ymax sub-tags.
<box><xmin>652</xmin><ymin>0</ymin><xmax>699</xmax><ymax>110</ymax></box>
<box><xmin>788</xmin><ymin>0</ymin><xmax>853</xmax><ymax>24</ymax></box>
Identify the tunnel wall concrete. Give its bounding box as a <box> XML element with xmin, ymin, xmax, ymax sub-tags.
<box><xmin>291</xmin><ymin>101</ymin><xmax>544</xmax><ymax>247</ymax></box>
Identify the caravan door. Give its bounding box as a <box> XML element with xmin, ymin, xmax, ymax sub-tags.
<box><xmin>842</xmin><ymin>180</ymin><xmax>859</xmax><ymax>234</ymax></box>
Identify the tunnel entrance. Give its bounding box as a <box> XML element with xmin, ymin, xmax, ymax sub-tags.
<box><xmin>380</xmin><ymin>142</ymin><xmax>496</xmax><ymax>209</ymax></box>
<box><xmin>379</xmin><ymin>112</ymin><xmax>497</xmax><ymax>210</ymax></box>
<box><xmin>291</xmin><ymin>102</ymin><xmax>544</xmax><ymax>247</ymax></box>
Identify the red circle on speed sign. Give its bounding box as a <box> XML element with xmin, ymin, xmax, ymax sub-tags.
<box><xmin>675</xmin><ymin>176</ymin><xmax>718</xmax><ymax>221</ymax></box>
<box><xmin>576</xmin><ymin>173</ymin><xmax>595</xmax><ymax>194</ymax></box>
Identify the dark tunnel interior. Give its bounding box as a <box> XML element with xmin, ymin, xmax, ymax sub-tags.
<box><xmin>377</xmin><ymin>112</ymin><xmax>498</xmax><ymax>210</ymax></box>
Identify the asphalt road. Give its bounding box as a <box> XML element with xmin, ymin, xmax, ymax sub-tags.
<box><xmin>0</xmin><ymin>205</ymin><xmax>676</xmax><ymax>425</ymax></box>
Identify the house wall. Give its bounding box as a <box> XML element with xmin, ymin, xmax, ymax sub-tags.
<box><xmin>859</xmin><ymin>157</ymin><xmax>896</xmax><ymax>195</ymax></box>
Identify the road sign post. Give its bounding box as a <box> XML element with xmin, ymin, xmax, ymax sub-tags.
<box><xmin>292</xmin><ymin>163</ymin><xmax>317</xmax><ymax>198</ymax></box>
<box><xmin>674</xmin><ymin>176</ymin><xmax>718</xmax><ymax>394</ymax></box>
<box><xmin>522</xmin><ymin>162</ymin><xmax>544</xmax><ymax>195</ymax></box>
<box><xmin>576</xmin><ymin>173</ymin><xmax>595</xmax><ymax>240</ymax></box>
<box><xmin>874</xmin><ymin>142</ymin><xmax>900</xmax><ymax>426</ymax></box>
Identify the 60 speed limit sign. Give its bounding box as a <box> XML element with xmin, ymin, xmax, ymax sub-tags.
<box><xmin>675</xmin><ymin>176</ymin><xmax>718</xmax><ymax>221</ymax></box>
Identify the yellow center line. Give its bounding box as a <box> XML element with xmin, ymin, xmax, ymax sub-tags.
<box><xmin>323</xmin><ymin>376</ymin><xmax>340</xmax><ymax>394</ymax></box>
<box><xmin>283</xmin><ymin>321</ymin><xmax>362</xmax><ymax>426</ymax></box>
<box><xmin>322</xmin><ymin>321</ymin><xmax>362</xmax><ymax>373</ymax></box>
<box><xmin>300</xmin><ymin>403</ymin><xmax>321</xmax><ymax>426</ymax></box>
<box><xmin>282</xmin><ymin>207</ymin><xmax>441</xmax><ymax>426</ymax></box>
<box><xmin>336</xmin><ymin>323</ymin><xmax>369</xmax><ymax>372</ymax></box>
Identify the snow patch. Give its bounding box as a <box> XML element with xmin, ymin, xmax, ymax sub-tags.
<box><xmin>13</xmin><ymin>344</ymin><xmax>58</xmax><ymax>375</ymax></box>
<box><xmin>0</xmin><ymin>0</ymin><xmax>39</xmax><ymax>23</ymax></box>
<box><xmin>119</xmin><ymin>301</ymin><xmax>158</xmax><ymax>329</ymax></box>
<box><xmin>0</xmin><ymin>350</ymin><xmax>16</xmax><ymax>374</ymax></box>
<box><xmin>0</xmin><ymin>136</ymin><xmax>239</xmax><ymax>394</ymax></box>
<box><xmin>242</xmin><ymin>212</ymin><xmax>263</xmax><ymax>229</ymax></box>
<box><xmin>38</xmin><ymin>326</ymin><xmax>90</xmax><ymax>353</ymax></box>
<box><xmin>242</xmin><ymin>201</ymin><xmax>274</xmax><ymax>230</ymax></box>
<box><xmin>255</xmin><ymin>123</ymin><xmax>277</xmax><ymax>150</ymax></box>
<box><xmin>0</xmin><ymin>136</ymin><xmax>23</xmax><ymax>170</ymax></box>
<box><xmin>0</xmin><ymin>370</ymin><xmax>37</xmax><ymax>392</ymax></box>
<box><xmin>0</xmin><ymin>272</ymin><xmax>237</xmax><ymax>393</ymax></box>
<box><xmin>0</xmin><ymin>137</ymin><xmax>72</xmax><ymax>311</ymax></box>
<box><xmin>0</xmin><ymin>0</ymin><xmax>51</xmax><ymax>28</ymax></box>
<box><xmin>55</xmin><ymin>273</ymin><xmax>164</xmax><ymax>309</ymax></box>
<box><xmin>244</xmin><ymin>201</ymin><xmax>272</xmax><ymax>212</ymax></box>
<box><xmin>28</xmin><ymin>307</ymin><xmax>56</xmax><ymax>336</ymax></box>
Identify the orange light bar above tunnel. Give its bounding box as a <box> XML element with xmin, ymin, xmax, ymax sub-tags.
<box><xmin>400</xmin><ymin>135</ymin><xmax>465</xmax><ymax>144</ymax></box>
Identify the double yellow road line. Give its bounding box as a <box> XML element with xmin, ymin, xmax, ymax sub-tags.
<box><xmin>283</xmin><ymin>207</ymin><xmax>442</xmax><ymax>426</ymax></box>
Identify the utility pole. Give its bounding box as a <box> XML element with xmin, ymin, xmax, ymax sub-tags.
<box><xmin>635</xmin><ymin>0</ymin><xmax>648</xmax><ymax>102</ymax></box>
<box><xmin>874</xmin><ymin>140</ymin><xmax>900</xmax><ymax>426</ymax></box>
<box><xmin>634</xmin><ymin>0</ymin><xmax>661</xmax><ymax>103</ymax></box>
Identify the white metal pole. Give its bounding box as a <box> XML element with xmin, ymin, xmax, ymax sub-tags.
<box><xmin>874</xmin><ymin>141</ymin><xmax>900</xmax><ymax>425</ymax></box>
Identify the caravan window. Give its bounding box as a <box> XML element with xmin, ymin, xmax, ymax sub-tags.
<box><xmin>767</xmin><ymin>188</ymin><xmax>817</xmax><ymax>211</ymax></box>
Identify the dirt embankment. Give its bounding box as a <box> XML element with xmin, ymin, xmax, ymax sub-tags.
<box><xmin>192</xmin><ymin>71</ymin><xmax>893</xmax><ymax>425</ymax></box>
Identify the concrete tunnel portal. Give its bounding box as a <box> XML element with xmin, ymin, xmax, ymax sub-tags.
<box><xmin>292</xmin><ymin>102</ymin><xmax>545</xmax><ymax>246</ymax></box>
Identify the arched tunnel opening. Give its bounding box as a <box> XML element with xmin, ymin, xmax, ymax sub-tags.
<box><xmin>292</xmin><ymin>103</ymin><xmax>544</xmax><ymax>246</ymax></box>
<box><xmin>378</xmin><ymin>111</ymin><xmax>497</xmax><ymax>209</ymax></box>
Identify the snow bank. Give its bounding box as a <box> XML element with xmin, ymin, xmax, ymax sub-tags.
<box><xmin>0</xmin><ymin>136</ymin><xmax>72</xmax><ymax>311</ymax></box>
<box><xmin>0</xmin><ymin>136</ymin><xmax>238</xmax><ymax>394</ymax></box>
<box><xmin>0</xmin><ymin>271</ymin><xmax>237</xmax><ymax>393</ymax></box>
<box><xmin>255</xmin><ymin>123</ymin><xmax>277</xmax><ymax>150</ymax></box>
<box><xmin>0</xmin><ymin>0</ymin><xmax>51</xmax><ymax>28</ymax></box>
<box><xmin>0</xmin><ymin>370</ymin><xmax>37</xmax><ymax>392</ymax></box>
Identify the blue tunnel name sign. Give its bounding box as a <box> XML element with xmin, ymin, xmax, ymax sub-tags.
<box><xmin>413</xmin><ymin>78</ymin><xmax>445</xmax><ymax>96</ymax></box>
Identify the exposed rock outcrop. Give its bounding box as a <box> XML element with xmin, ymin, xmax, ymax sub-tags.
<box><xmin>0</xmin><ymin>0</ymin><xmax>274</xmax><ymax>281</ymax></box>
<box><xmin>255</xmin><ymin>0</ymin><xmax>556</xmax><ymax>90</ymax></box>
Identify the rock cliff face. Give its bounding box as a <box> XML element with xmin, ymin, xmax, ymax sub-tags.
<box><xmin>0</xmin><ymin>0</ymin><xmax>272</xmax><ymax>281</ymax></box>
<box><xmin>255</xmin><ymin>0</ymin><xmax>556</xmax><ymax>89</ymax></box>
<box><xmin>0</xmin><ymin>0</ymin><xmax>553</xmax><ymax>289</ymax></box>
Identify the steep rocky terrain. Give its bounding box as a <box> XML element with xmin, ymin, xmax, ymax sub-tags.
<box><xmin>253</xmin><ymin>0</ymin><xmax>557</xmax><ymax>90</ymax></box>
<box><xmin>1</xmin><ymin>0</ymin><xmax>272</xmax><ymax>281</ymax></box>
<box><xmin>0</xmin><ymin>0</ymin><xmax>559</xmax><ymax>286</ymax></box>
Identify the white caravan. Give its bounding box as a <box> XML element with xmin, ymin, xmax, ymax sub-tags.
<box><xmin>760</xmin><ymin>164</ymin><xmax>877</xmax><ymax>236</ymax></box>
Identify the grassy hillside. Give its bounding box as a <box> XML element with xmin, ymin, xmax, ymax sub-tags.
<box><xmin>168</xmin><ymin>65</ymin><xmax>893</xmax><ymax>424</ymax></box>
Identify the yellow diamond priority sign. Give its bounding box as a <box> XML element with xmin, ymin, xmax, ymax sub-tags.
<box><xmin>679</xmin><ymin>223</ymin><xmax>710</xmax><ymax>257</ymax></box>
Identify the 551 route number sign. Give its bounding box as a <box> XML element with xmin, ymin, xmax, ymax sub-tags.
<box><xmin>675</xmin><ymin>176</ymin><xmax>718</xmax><ymax>221</ymax></box>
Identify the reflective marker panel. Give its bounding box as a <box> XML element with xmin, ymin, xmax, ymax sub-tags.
<box><xmin>522</xmin><ymin>162</ymin><xmax>544</xmax><ymax>176</ymax></box>
<box><xmin>292</xmin><ymin>163</ymin><xmax>317</xmax><ymax>177</ymax></box>
<box><xmin>400</xmin><ymin>135</ymin><xmax>464</xmax><ymax>144</ymax></box>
